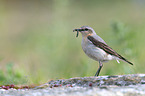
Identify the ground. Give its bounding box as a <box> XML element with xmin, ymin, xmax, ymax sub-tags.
<box><xmin>0</xmin><ymin>74</ymin><xmax>145</xmax><ymax>96</ymax></box>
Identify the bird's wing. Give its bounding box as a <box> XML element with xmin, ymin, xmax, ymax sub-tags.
<box><xmin>87</xmin><ymin>36</ymin><xmax>133</xmax><ymax>65</ymax></box>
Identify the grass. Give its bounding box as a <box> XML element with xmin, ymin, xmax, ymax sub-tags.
<box><xmin>0</xmin><ymin>63</ymin><xmax>28</xmax><ymax>85</ymax></box>
<box><xmin>0</xmin><ymin>0</ymin><xmax>145</xmax><ymax>85</ymax></box>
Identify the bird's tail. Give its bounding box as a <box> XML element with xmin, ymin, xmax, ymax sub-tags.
<box><xmin>118</xmin><ymin>54</ymin><xmax>133</xmax><ymax>65</ymax></box>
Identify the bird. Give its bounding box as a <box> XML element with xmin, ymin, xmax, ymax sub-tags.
<box><xmin>73</xmin><ymin>26</ymin><xmax>133</xmax><ymax>76</ymax></box>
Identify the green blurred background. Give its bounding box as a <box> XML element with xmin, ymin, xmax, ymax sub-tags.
<box><xmin>0</xmin><ymin>0</ymin><xmax>145</xmax><ymax>85</ymax></box>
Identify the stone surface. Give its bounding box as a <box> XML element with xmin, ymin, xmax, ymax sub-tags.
<box><xmin>0</xmin><ymin>74</ymin><xmax>145</xmax><ymax>96</ymax></box>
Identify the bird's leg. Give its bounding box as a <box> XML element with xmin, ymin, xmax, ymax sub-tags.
<box><xmin>95</xmin><ymin>61</ymin><xmax>103</xmax><ymax>76</ymax></box>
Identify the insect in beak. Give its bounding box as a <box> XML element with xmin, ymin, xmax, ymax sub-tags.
<box><xmin>76</xmin><ymin>31</ymin><xmax>79</xmax><ymax>37</ymax></box>
<box><xmin>73</xmin><ymin>29</ymin><xmax>81</xmax><ymax>37</ymax></box>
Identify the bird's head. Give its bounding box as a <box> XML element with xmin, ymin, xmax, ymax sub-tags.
<box><xmin>73</xmin><ymin>26</ymin><xmax>96</xmax><ymax>37</ymax></box>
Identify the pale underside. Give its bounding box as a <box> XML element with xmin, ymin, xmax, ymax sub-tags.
<box><xmin>81</xmin><ymin>37</ymin><xmax>120</xmax><ymax>63</ymax></box>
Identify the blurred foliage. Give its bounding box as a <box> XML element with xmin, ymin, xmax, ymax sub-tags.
<box><xmin>0</xmin><ymin>0</ymin><xmax>145</xmax><ymax>84</ymax></box>
<box><xmin>0</xmin><ymin>63</ymin><xmax>28</xmax><ymax>85</ymax></box>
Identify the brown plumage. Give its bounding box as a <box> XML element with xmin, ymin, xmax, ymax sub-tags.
<box><xmin>87</xmin><ymin>36</ymin><xmax>133</xmax><ymax>65</ymax></box>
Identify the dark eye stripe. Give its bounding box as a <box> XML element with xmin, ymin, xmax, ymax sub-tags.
<box><xmin>85</xmin><ymin>28</ymin><xmax>88</xmax><ymax>31</ymax></box>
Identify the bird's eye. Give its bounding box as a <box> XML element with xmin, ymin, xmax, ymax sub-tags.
<box><xmin>85</xmin><ymin>28</ymin><xmax>88</xmax><ymax>31</ymax></box>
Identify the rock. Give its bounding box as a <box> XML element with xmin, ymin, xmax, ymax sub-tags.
<box><xmin>0</xmin><ymin>74</ymin><xmax>145</xmax><ymax>96</ymax></box>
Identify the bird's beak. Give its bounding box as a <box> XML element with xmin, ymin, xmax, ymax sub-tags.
<box><xmin>73</xmin><ymin>28</ymin><xmax>84</xmax><ymax>32</ymax></box>
<box><xmin>73</xmin><ymin>28</ymin><xmax>84</xmax><ymax>37</ymax></box>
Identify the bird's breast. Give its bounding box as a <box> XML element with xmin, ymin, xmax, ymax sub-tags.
<box><xmin>81</xmin><ymin>38</ymin><xmax>114</xmax><ymax>61</ymax></box>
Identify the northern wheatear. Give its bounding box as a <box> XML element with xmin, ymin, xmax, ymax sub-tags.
<box><xmin>73</xmin><ymin>26</ymin><xmax>133</xmax><ymax>76</ymax></box>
